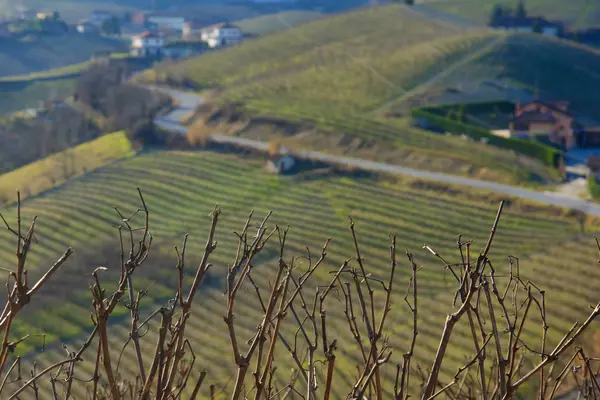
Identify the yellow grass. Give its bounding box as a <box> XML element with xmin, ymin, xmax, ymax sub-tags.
<box><xmin>0</xmin><ymin>131</ymin><xmax>133</xmax><ymax>202</ymax></box>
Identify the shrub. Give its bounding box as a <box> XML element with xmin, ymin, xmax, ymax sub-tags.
<box><xmin>126</xmin><ymin>120</ymin><xmax>165</xmax><ymax>148</ymax></box>
<box><xmin>589</xmin><ymin>174</ymin><xmax>600</xmax><ymax>199</ymax></box>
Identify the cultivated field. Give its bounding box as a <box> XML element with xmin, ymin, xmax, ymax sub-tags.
<box><xmin>235</xmin><ymin>11</ymin><xmax>324</xmax><ymax>36</ymax></box>
<box><xmin>0</xmin><ymin>148</ymin><xmax>598</xmax><ymax>398</ymax></box>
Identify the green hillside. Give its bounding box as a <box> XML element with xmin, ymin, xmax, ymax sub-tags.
<box><xmin>423</xmin><ymin>0</ymin><xmax>600</xmax><ymax>28</ymax></box>
<box><xmin>0</xmin><ymin>35</ymin><xmax>126</xmax><ymax>78</ymax></box>
<box><xmin>0</xmin><ymin>148</ymin><xmax>596</xmax><ymax>398</ymax></box>
<box><xmin>144</xmin><ymin>5</ymin><xmax>566</xmax><ymax>185</ymax></box>
<box><xmin>236</xmin><ymin>10</ymin><xmax>324</xmax><ymax>36</ymax></box>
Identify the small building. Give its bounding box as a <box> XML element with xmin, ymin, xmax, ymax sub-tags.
<box><xmin>90</xmin><ymin>10</ymin><xmax>114</xmax><ymax>26</ymax></box>
<box><xmin>200</xmin><ymin>22</ymin><xmax>242</xmax><ymax>48</ymax></box>
<box><xmin>509</xmin><ymin>101</ymin><xmax>579</xmax><ymax>148</ymax></box>
<box><xmin>131</xmin><ymin>12</ymin><xmax>147</xmax><ymax>26</ymax></box>
<box><xmin>491</xmin><ymin>16</ymin><xmax>564</xmax><ymax>37</ymax></box>
<box><xmin>182</xmin><ymin>20</ymin><xmax>203</xmax><ymax>40</ymax></box>
<box><xmin>130</xmin><ymin>31</ymin><xmax>164</xmax><ymax>57</ymax></box>
<box><xmin>36</xmin><ymin>10</ymin><xmax>60</xmax><ymax>21</ymax></box>
<box><xmin>76</xmin><ymin>20</ymin><xmax>98</xmax><ymax>34</ymax></box>
<box><xmin>147</xmin><ymin>15</ymin><xmax>186</xmax><ymax>33</ymax></box>
<box><xmin>266</xmin><ymin>153</ymin><xmax>297</xmax><ymax>174</ymax></box>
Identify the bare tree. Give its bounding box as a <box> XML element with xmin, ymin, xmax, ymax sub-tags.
<box><xmin>0</xmin><ymin>193</ymin><xmax>597</xmax><ymax>400</ymax></box>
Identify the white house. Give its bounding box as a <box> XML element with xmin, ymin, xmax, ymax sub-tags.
<box><xmin>490</xmin><ymin>16</ymin><xmax>564</xmax><ymax>37</ymax></box>
<box><xmin>130</xmin><ymin>31</ymin><xmax>165</xmax><ymax>57</ymax></box>
<box><xmin>76</xmin><ymin>20</ymin><xmax>98</xmax><ymax>34</ymax></box>
<box><xmin>200</xmin><ymin>22</ymin><xmax>242</xmax><ymax>48</ymax></box>
<box><xmin>147</xmin><ymin>15</ymin><xmax>186</xmax><ymax>33</ymax></box>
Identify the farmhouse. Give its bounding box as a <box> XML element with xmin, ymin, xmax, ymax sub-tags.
<box><xmin>200</xmin><ymin>22</ymin><xmax>242</xmax><ymax>48</ymax></box>
<box><xmin>509</xmin><ymin>101</ymin><xmax>580</xmax><ymax>148</ymax></box>
<box><xmin>491</xmin><ymin>16</ymin><xmax>564</xmax><ymax>36</ymax></box>
<box><xmin>182</xmin><ymin>20</ymin><xmax>203</xmax><ymax>40</ymax></box>
<box><xmin>76</xmin><ymin>20</ymin><xmax>98</xmax><ymax>34</ymax></box>
<box><xmin>130</xmin><ymin>31</ymin><xmax>165</xmax><ymax>57</ymax></box>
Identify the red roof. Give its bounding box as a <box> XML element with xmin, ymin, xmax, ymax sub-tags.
<box><xmin>133</xmin><ymin>31</ymin><xmax>161</xmax><ymax>38</ymax></box>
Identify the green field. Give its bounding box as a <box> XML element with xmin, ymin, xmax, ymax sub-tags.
<box><xmin>236</xmin><ymin>10</ymin><xmax>324</xmax><ymax>36</ymax></box>
<box><xmin>0</xmin><ymin>147</ymin><xmax>597</xmax><ymax>398</ymax></box>
<box><xmin>144</xmin><ymin>4</ymin><xmax>567</xmax><ymax>185</ymax></box>
<box><xmin>423</xmin><ymin>0</ymin><xmax>600</xmax><ymax>29</ymax></box>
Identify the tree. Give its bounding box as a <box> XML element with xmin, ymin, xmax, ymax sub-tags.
<box><xmin>489</xmin><ymin>4</ymin><xmax>506</xmax><ymax>26</ymax></box>
<box><xmin>404</xmin><ymin>0</ymin><xmax>414</xmax><ymax>4</ymax></box>
<box><xmin>515</xmin><ymin>0</ymin><xmax>527</xmax><ymax>18</ymax></box>
<box><xmin>101</xmin><ymin>16</ymin><xmax>121</xmax><ymax>35</ymax></box>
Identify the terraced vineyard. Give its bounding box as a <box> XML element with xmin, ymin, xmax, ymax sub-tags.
<box><xmin>1</xmin><ymin>149</ymin><xmax>598</xmax><ymax>398</ymax></box>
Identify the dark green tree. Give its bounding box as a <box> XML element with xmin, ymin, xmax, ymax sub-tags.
<box><xmin>101</xmin><ymin>16</ymin><xmax>121</xmax><ymax>35</ymax></box>
<box><xmin>515</xmin><ymin>0</ymin><xmax>527</xmax><ymax>18</ymax></box>
<box><xmin>489</xmin><ymin>4</ymin><xmax>506</xmax><ymax>25</ymax></box>
<box><xmin>404</xmin><ymin>0</ymin><xmax>415</xmax><ymax>5</ymax></box>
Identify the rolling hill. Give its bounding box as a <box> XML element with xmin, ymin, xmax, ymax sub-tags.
<box><xmin>422</xmin><ymin>0</ymin><xmax>600</xmax><ymax>29</ymax></box>
<box><xmin>0</xmin><ymin>35</ymin><xmax>126</xmax><ymax>78</ymax></box>
<box><xmin>382</xmin><ymin>33</ymin><xmax>600</xmax><ymax>124</ymax></box>
<box><xmin>142</xmin><ymin>3</ymin><xmax>589</xmax><ymax>185</ymax></box>
<box><xmin>0</xmin><ymin>145</ymin><xmax>597</xmax><ymax>398</ymax></box>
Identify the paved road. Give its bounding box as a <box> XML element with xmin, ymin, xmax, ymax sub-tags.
<box><xmin>151</xmin><ymin>87</ymin><xmax>600</xmax><ymax>217</ymax></box>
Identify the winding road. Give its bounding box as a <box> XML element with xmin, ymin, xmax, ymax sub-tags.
<box><xmin>148</xmin><ymin>86</ymin><xmax>600</xmax><ymax>217</ymax></box>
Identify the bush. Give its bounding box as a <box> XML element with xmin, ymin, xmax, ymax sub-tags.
<box><xmin>412</xmin><ymin>108</ymin><xmax>563</xmax><ymax>168</ymax></box>
<box><xmin>126</xmin><ymin>121</ymin><xmax>165</xmax><ymax>148</ymax></box>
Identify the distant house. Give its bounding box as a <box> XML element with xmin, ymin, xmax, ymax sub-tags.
<box><xmin>509</xmin><ymin>101</ymin><xmax>579</xmax><ymax>148</ymax></box>
<box><xmin>90</xmin><ymin>10</ymin><xmax>114</xmax><ymax>26</ymax></box>
<box><xmin>182</xmin><ymin>20</ymin><xmax>203</xmax><ymax>40</ymax></box>
<box><xmin>490</xmin><ymin>16</ymin><xmax>564</xmax><ymax>36</ymax></box>
<box><xmin>76</xmin><ymin>20</ymin><xmax>98</xmax><ymax>34</ymax></box>
<box><xmin>266</xmin><ymin>153</ymin><xmax>297</xmax><ymax>174</ymax></box>
<box><xmin>36</xmin><ymin>10</ymin><xmax>60</xmax><ymax>21</ymax></box>
<box><xmin>131</xmin><ymin>12</ymin><xmax>147</xmax><ymax>26</ymax></box>
<box><xmin>130</xmin><ymin>31</ymin><xmax>165</xmax><ymax>57</ymax></box>
<box><xmin>147</xmin><ymin>15</ymin><xmax>186</xmax><ymax>33</ymax></box>
<box><xmin>200</xmin><ymin>22</ymin><xmax>242</xmax><ymax>48</ymax></box>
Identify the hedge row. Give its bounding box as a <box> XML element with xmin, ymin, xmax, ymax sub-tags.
<box><xmin>412</xmin><ymin>108</ymin><xmax>563</xmax><ymax>168</ymax></box>
<box><xmin>422</xmin><ymin>100</ymin><xmax>516</xmax><ymax>119</ymax></box>
<box><xmin>588</xmin><ymin>174</ymin><xmax>600</xmax><ymax>199</ymax></box>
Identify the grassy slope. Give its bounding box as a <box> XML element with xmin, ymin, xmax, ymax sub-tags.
<box><xmin>384</xmin><ymin>33</ymin><xmax>600</xmax><ymax>121</ymax></box>
<box><xmin>0</xmin><ymin>35</ymin><xmax>126</xmax><ymax>78</ymax></box>
<box><xmin>236</xmin><ymin>10</ymin><xmax>324</xmax><ymax>36</ymax></box>
<box><xmin>0</xmin><ymin>131</ymin><xmax>133</xmax><ymax>203</ymax></box>
<box><xmin>423</xmin><ymin>0</ymin><xmax>600</xmax><ymax>28</ymax></box>
<box><xmin>0</xmin><ymin>149</ymin><xmax>597</xmax><ymax>398</ymax></box>
<box><xmin>146</xmin><ymin>4</ymin><xmax>559</xmax><ymax>184</ymax></box>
